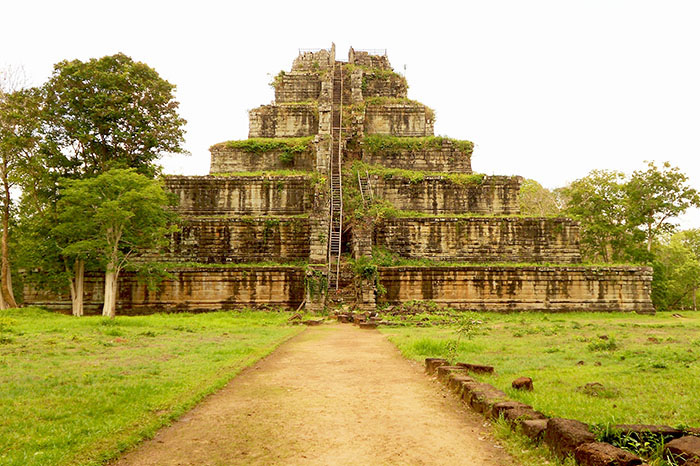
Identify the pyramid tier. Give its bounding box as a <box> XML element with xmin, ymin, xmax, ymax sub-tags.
<box><xmin>374</xmin><ymin>217</ymin><xmax>581</xmax><ymax>264</ymax></box>
<box><xmin>23</xmin><ymin>267</ymin><xmax>305</xmax><ymax>315</ymax></box>
<box><xmin>139</xmin><ymin>216</ymin><xmax>311</xmax><ymax>264</ymax></box>
<box><xmin>209</xmin><ymin>137</ymin><xmax>316</xmax><ymax>173</ymax></box>
<box><xmin>249</xmin><ymin>104</ymin><xmax>319</xmax><ymax>138</ymax></box>
<box><xmin>361</xmin><ymin>136</ymin><xmax>472</xmax><ymax>173</ymax></box>
<box><xmin>165</xmin><ymin>175</ymin><xmax>318</xmax><ymax>216</ymax></box>
<box><xmin>370</xmin><ymin>175</ymin><xmax>522</xmax><ymax>215</ymax></box>
<box><xmin>378</xmin><ymin>266</ymin><xmax>654</xmax><ymax>313</ymax></box>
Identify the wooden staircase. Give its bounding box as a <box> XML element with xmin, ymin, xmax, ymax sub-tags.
<box><xmin>328</xmin><ymin>64</ymin><xmax>344</xmax><ymax>290</ymax></box>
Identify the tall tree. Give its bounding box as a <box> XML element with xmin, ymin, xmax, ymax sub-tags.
<box><xmin>519</xmin><ymin>179</ymin><xmax>563</xmax><ymax>216</ymax></box>
<box><xmin>625</xmin><ymin>161</ymin><xmax>700</xmax><ymax>253</ymax></box>
<box><xmin>560</xmin><ymin>170</ymin><xmax>633</xmax><ymax>262</ymax></box>
<box><xmin>54</xmin><ymin>169</ymin><xmax>176</xmax><ymax>318</ymax></box>
<box><xmin>0</xmin><ymin>67</ymin><xmax>42</xmax><ymax>308</ymax></box>
<box><xmin>654</xmin><ymin>229</ymin><xmax>700</xmax><ymax>310</ymax></box>
<box><xmin>42</xmin><ymin>53</ymin><xmax>187</xmax><ymax>178</ymax></box>
<box><xmin>23</xmin><ymin>53</ymin><xmax>187</xmax><ymax>315</ymax></box>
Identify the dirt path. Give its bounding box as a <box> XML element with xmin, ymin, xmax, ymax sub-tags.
<box><xmin>115</xmin><ymin>324</ymin><xmax>516</xmax><ymax>465</ymax></box>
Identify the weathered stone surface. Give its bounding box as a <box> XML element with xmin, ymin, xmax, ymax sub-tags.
<box><xmin>362</xmin><ymin>140</ymin><xmax>470</xmax><ymax>172</ymax></box>
<box><xmin>544</xmin><ymin>418</ymin><xmax>596</xmax><ymax>459</ymax></box>
<box><xmin>424</xmin><ymin>358</ymin><xmax>448</xmax><ymax>375</ymax></box>
<box><xmin>491</xmin><ymin>401</ymin><xmax>532</xmax><ymax>419</ymax></box>
<box><xmin>502</xmin><ymin>407</ymin><xmax>547</xmax><ymax>425</ymax></box>
<box><xmin>512</xmin><ymin>377</ymin><xmax>534</xmax><ymax>391</ymax></box>
<box><xmin>165</xmin><ymin>175</ymin><xmax>315</xmax><ymax>216</ymax></box>
<box><xmin>521</xmin><ymin>419</ymin><xmax>548</xmax><ymax>441</ymax></box>
<box><xmin>456</xmin><ymin>362</ymin><xmax>495</xmax><ymax>374</ymax></box>
<box><xmin>349</xmin><ymin>47</ymin><xmax>391</xmax><ymax>70</ymax></box>
<box><xmin>468</xmin><ymin>385</ymin><xmax>508</xmax><ymax>414</ymax></box>
<box><xmin>447</xmin><ymin>374</ymin><xmax>475</xmax><ymax>393</ymax></box>
<box><xmin>358</xmin><ymin>322</ymin><xmax>377</xmax><ymax>329</ymax></box>
<box><xmin>436</xmin><ymin>365</ymin><xmax>466</xmax><ymax>383</ymax></box>
<box><xmin>24</xmin><ymin>267</ymin><xmax>305</xmax><ymax>314</ymax></box>
<box><xmin>145</xmin><ymin>217</ymin><xmax>310</xmax><ymax>264</ymax></box>
<box><xmin>249</xmin><ymin>104</ymin><xmax>319</xmax><ymax>138</ymax></box>
<box><xmin>273</xmin><ymin>72</ymin><xmax>322</xmax><ymax>103</ymax></box>
<box><xmin>364</xmin><ymin>103</ymin><xmax>434</xmax><ymax>137</ymax></box>
<box><xmin>378</xmin><ymin>266</ymin><xmax>654</xmax><ymax>313</ymax></box>
<box><xmin>374</xmin><ymin>217</ymin><xmax>582</xmax><ymax>264</ymax></box>
<box><xmin>666</xmin><ymin>436</ymin><xmax>700</xmax><ymax>462</ymax></box>
<box><xmin>209</xmin><ymin>143</ymin><xmax>316</xmax><ymax>173</ymax></box>
<box><xmin>360</xmin><ymin>70</ymin><xmax>407</xmax><ymax>99</ymax></box>
<box><xmin>370</xmin><ymin>175</ymin><xmax>521</xmax><ymax>215</ymax></box>
<box><xmin>574</xmin><ymin>442</ymin><xmax>643</xmax><ymax>466</ymax></box>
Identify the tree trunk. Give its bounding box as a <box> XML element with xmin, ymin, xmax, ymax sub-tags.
<box><xmin>694</xmin><ymin>286</ymin><xmax>697</xmax><ymax>312</ymax></box>
<box><xmin>102</xmin><ymin>267</ymin><xmax>119</xmax><ymax>318</ymax></box>
<box><xmin>647</xmin><ymin>223</ymin><xmax>653</xmax><ymax>253</ymax></box>
<box><xmin>0</xmin><ymin>180</ymin><xmax>17</xmax><ymax>308</ymax></box>
<box><xmin>69</xmin><ymin>259</ymin><xmax>85</xmax><ymax>317</ymax></box>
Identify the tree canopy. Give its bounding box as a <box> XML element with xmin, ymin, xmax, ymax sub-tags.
<box><xmin>42</xmin><ymin>53</ymin><xmax>187</xmax><ymax>178</ymax></box>
<box><xmin>53</xmin><ymin>169</ymin><xmax>176</xmax><ymax>317</ymax></box>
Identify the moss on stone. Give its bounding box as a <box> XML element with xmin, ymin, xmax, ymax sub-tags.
<box><xmin>363</xmin><ymin>135</ymin><xmax>473</xmax><ymax>156</ymax></box>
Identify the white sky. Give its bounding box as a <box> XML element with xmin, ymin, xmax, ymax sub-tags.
<box><xmin>2</xmin><ymin>0</ymin><xmax>699</xmax><ymax>228</ymax></box>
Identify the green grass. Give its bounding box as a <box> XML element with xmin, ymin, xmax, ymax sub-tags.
<box><xmin>382</xmin><ymin>311</ymin><xmax>700</xmax><ymax>427</ymax></box>
<box><xmin>0</xmin><ymin>307</ymin><xmax>303</xmax><ymax>466</ymax></box>
<box><xmin>219</xmin><ymin>136</ymin><xmax>314</xmax><ymax>154</ymax></box>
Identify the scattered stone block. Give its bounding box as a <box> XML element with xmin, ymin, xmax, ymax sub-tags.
<box><xmin>512</xmin><ymin>377</ymin><xmax>533</xmax><ymax>391</ymax></box>
<box><xmin>456</xmin><ymin>362</ymin><xmax>495</xmax><ymax>374</ymax></box>
<box><xmin>302</xmin><ymin>319</ymin><xmax>324</xmax><ymax>326</ymax></box>
<box><xmin>447</xmin><ymin>374</ymin><xmax>475</xmax><ymax>393</ymax></box>
<box><xmin>337</xmin><ymin>314</ymin><xmax>350</xmax><ymax>323</ymax></box>
<box><xmin>468</xmin><ymin>384</ymin><xmax>508</xmax><ymax>414</ymax></box>
<box><xmin>459</xmin><ymin>380</ymin><xmax>484</xmax><ymax>403</ymax></box>
<box><xmin>436</xmin><ymin>365</ymin><xmax>466</xmax><ymax>383</ymax></box>
<box><xmin>666</xmin><ymin>436</ymin><xmax>700</xmax><ymax>463</ymax></box>
<box><xmin>490</xmin><ymin>401</ymin><xmax>532</xmax><ymax>419</ymax></box>
<box><xmin>544</xmin><ymin>418</ymin><xmax>596</xmax><ymax>459</ymax></box>
<box><xmin>358</xmin><ymin>322</ymin><xmax>377</xmax><ymax>329</ymax></box>
<box><xmin>424</xmin><ymin>358</ymin><xmax>448</xmax><ymax>375</ymax></box>
<box><xmin>574</xmin><ymin>442</ymin><xmax>643</xmax><ymax>466</ymax></box>
<box><xmin>520</xmin><ymin>419</ymin><xmax>548</xmax><ymax>441</ymax></box>
<box><xmin>685</xmin><ymin>427</ymin><xmax>700</xmax><ymax>436</ymax></box>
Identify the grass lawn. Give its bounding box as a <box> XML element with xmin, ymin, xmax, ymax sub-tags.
<box><xmin>382</xmin><ymin>310</ymin><xmax>700</xmax><ymax>428</ymax></box>
<box><xmin>0</xmin><ymin>307</ymin><xmax>302</xmax><ymax>466</ymax></box>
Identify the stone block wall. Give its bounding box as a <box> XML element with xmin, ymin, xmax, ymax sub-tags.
<box><xmin>348</xmin><ymin>48</ymin><xmax>391</xmax><ymax>70</ymax></box>
<box><xmin>165</xmin><ymin>175</ymin><xmax>314</xmax><ymax>216</ymax></box>
<box><xmin>274</xmin><ymin>73</ymin><xmax>322</xmax><ymax>103</ymax></box>
<box><xmin>148</xmin><ymin>217</ymin><xmax>311</xmax><ymax>263</ymax></box>
<box><xmin>374</xmin><ymin>217</ymin><xmax>581</xmax><ymax>263</ymax></box>
<box><xmin>364</xmin><ymin>103</ymin><xmax>434</xmax><ymax>137</ymax></box>
<box><xmin>292</xmin><ymin>46</ymin><xmax>335</xmax><ymax>71</ymax></box>
<box><xmin>249</xmin><ymin>104</ymin><xmax>319</xmax><ymax>138</ymax></box>
<box><xmin>361</xmin><ymin>72</ymin><xmax>408</xmax><ymax>99</ymax></box>
<box><xmin>378</xmin><ymin>266</ymin><xmax>654</xmax><ymax>313</ymax></box>
<box><xmin>370</xmin><ymin>175</ymin><xmax>522</xmax><ymax>215</ymax></box>
<box><xmin>24</xmin><ymin>268</ymin><xmax>305</xmax><ymax>314</ymax></box>
<box><xmin>362</xmin><ymin>141</ymin><xmax>472</xmax><ymax>173</ymax></box>
<box><xmin>209</xmin><ymin>144</ymin><xmax>315</xmax><ymax>173</ymax></box>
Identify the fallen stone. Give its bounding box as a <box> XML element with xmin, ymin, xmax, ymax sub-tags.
<box><xmin>459</xmin><ymin>380</ymin><xmax>484</xmax><ymax>403</ymax></box>
<box><xmin>358</xmin><ymin>322</ymin><xmax>377</xmax><ymax>329</ymax></box>
<box><xmin>544</xmin><ymin>418</ymin><xmax>596</xmax><ymax>459</ymax></box>
<box><xmin>424</xmin><ymin>358</ymin><xmax>448</xmax><ymax>375</ymax></box>
<box><xmin>337</xmin><ymin>314</ymin><xmax>349</xmax><ymax>323</ymax></box>
<box><xmin>456</xmin><ymin>362</ymin><xmax>495</xmax><ymax>374</ymax></box>
<box><xmin>490</xmin><ymin>401</ymin><xmax>532</xmax><ymax>419</ymax></box>
<box><xmin>613</xmin><ymin>424</ymin><xmax>684</xmax><ymax>440</ymax></box>
<box><xmin>685</xmin><ymin>427</ymin><xmax>700</xmax><ymax>436</ymax></box>
<box><xmin>469</xmin><ymin>385</ymin><xmax>508</xmax><ymax>414</ymax></box>
<box><xmin>302</xmin><ymin>319</ymin><xmax>324</xmax><ymax>326</ymax></box>
<box><xmin>686</xmin><ymin>459</ymin><xmax>700</xmax><ymax>466</ymax></box>
<box><xmin>512</xmin><ymin>377</ymin><xmax>533</xmax><ymax>391</ymax></box>
<box><xmin>574</xmin><ymin>442</ymin><xmax>643</xmax><ymax>466</ymax></box>
<box><xmin>436</xmin><ymin>365</ymin><xmax>466</xmax><ymax>383</ymax></box>
<box><xmin>520</xmin><ymin>419</ymin><xmax>548</xmax><ymax>441</ymax></box>
<box><xmin>666</xmin><ymin>436</ymin><xmax>700</xmax><ymax>463</ymax></box>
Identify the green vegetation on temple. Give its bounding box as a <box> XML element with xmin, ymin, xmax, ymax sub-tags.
<box><xmin>150</xmin><ymin>261</ymin><xmax>308</xmax><ymax>269</ymax></box>
<box><xmin>357</xmin><ymin>162</ymin><xmax>484</xmax><ymax>185</ymax></box>
<box><xmin>217</xmin><ymin>136</ymin><xmax>314</xmax><ymax>155</ymax></box>
<box><xmin>363</xmin><ymin>135</ymin><xmax>473</xmax><ymax>156</ymax></box>
<box><xmin>369</xmin><ymin>246</ymin><xmax>640</xmax><ymax>268</ymax></box>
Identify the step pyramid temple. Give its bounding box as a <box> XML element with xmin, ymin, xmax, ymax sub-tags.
<box><xmin>26</xmin><ymin>45</ymin><xmax>654</xmax><ymax>314</ymax></box>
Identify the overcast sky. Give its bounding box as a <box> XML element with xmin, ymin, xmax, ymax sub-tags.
<box><xmin>2</xmin><ymin>0</ymin><xmax>699</xmax><ymax>228</ymax></box>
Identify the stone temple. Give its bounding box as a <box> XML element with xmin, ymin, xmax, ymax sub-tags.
<box><xmin>26</xmin><ymin>45</ymin><xmax>654</xmax><ymax>314</ymax></box>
